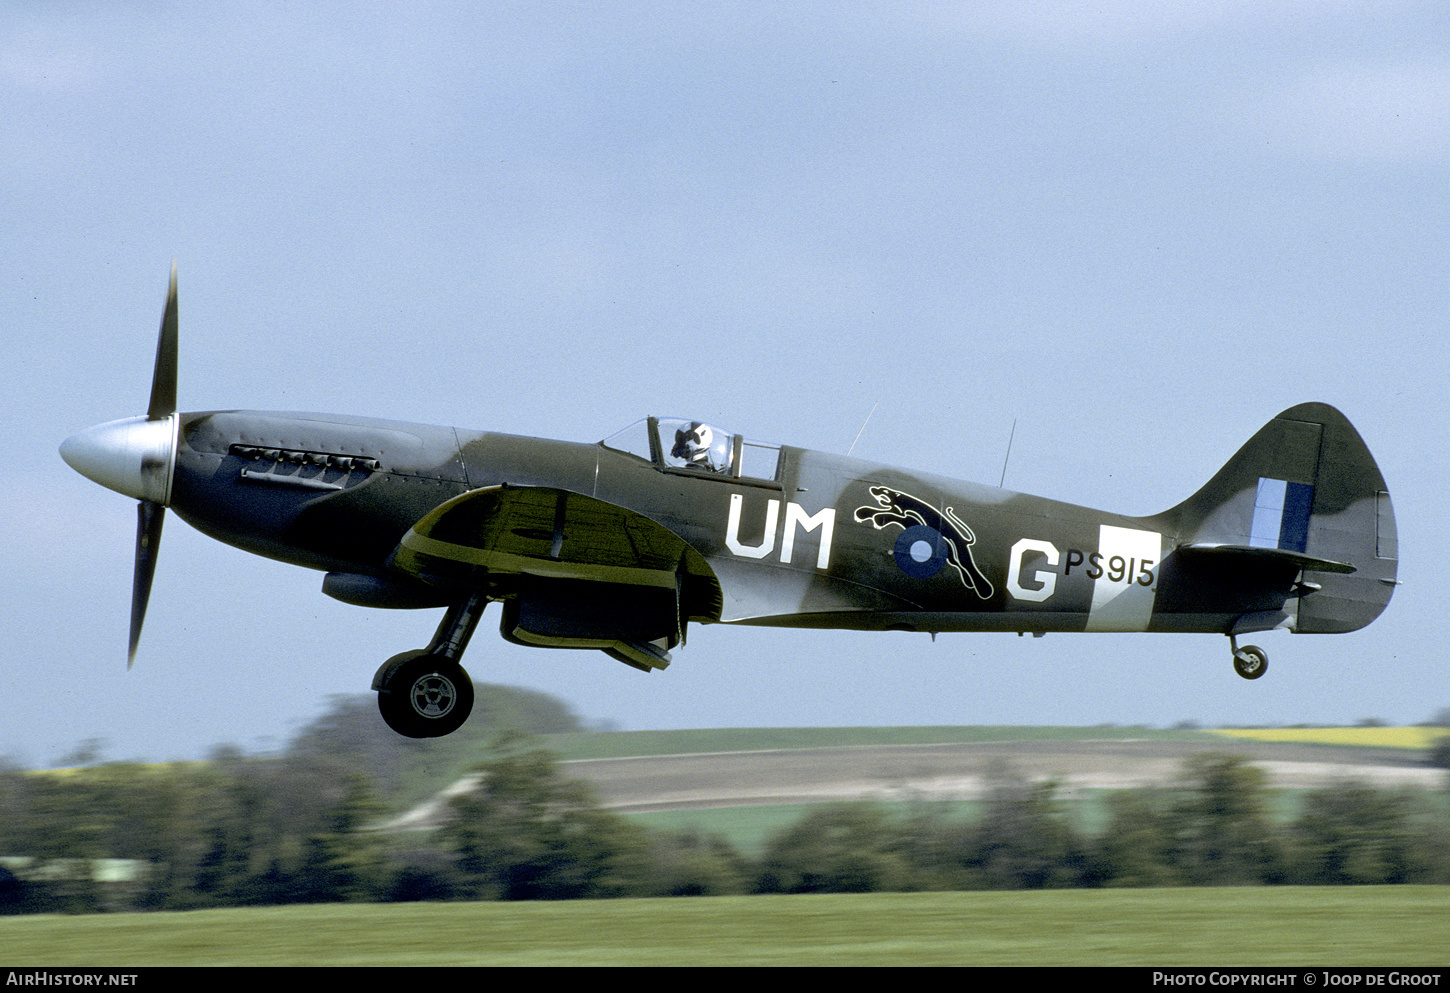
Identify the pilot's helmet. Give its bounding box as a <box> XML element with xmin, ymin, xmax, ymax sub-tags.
<box><xmin>672</xmin><ymin>421</ymin><xmax>714</xmax><ymax>465</ymax></box>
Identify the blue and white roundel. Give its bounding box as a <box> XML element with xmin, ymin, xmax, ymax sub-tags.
<box><xmin>893</xmin><ymin>525</ymin><xmax>947</xmax><ymax>578</ymax></box>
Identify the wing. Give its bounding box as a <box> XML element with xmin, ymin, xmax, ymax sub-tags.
<box><xmin>392</xmin><ymin>484</ymin><xmax>720</xmax><ymax>598</ymax></box>
<box><xmin>389</xmin><ymin>485</ymin><xmax>723</xmax><ymax>669</ymax></box>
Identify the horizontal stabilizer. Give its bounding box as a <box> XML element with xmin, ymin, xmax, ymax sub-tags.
<box><xmin>1177</xmin><ymin>543</ymin><xmax>1357</xmax><ymax>575</ymax></box>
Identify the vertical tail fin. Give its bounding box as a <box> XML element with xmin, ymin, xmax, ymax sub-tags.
<box><xmin>1155</xmin><ymin>403</ymin><xmax>1397</xmax><ymax>633</ymax></box>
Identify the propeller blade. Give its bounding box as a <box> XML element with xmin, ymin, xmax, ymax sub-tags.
<box><xmin>147</xmin><ymin>263</ymin><xmax>178</xmax><ymax>420</ymax></box>
<box><xmin>131</xmin><ymin>265</ymin><xmax>179</xmax><ymax>666</ymax></box>
<box><xmin>130</xmin><ymin>499</ymin><xmax>166</xmax><ymax>668</ymax></box>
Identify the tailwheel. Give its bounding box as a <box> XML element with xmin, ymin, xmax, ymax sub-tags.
<box><xmin>1232</xmin><ymin>645</ymin><xmax>1268</xmax><ymax>680</ymax></box>
<box><xmin>376</xmin><ymin>650</ymin><xmax>475</xmax><ymax>738</ymax></box>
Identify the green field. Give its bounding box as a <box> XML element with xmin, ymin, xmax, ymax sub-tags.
<box><xmin>545</xmin><ymin>723</ymin><xmax>1222</xmax><ymax>760</ymax></box>
<box><xmin>593</xmin><ymin>725</ymin><xmax>1447</xmax><ymax>854</ymax></box>
<box><xmin>372</xmin><ymin>723</ymin><xmax>1228</xmax><ymax>814</ymax></box>
<box><xmin>2</xmin><ymin>887</ymin><xmax>1447</xmax><ymax>966</ymax></box>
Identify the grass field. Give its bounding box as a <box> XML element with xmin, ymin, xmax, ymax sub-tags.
<box><xmin>2</xmin><ymin>887</ymin><xmax>1447</xmax><ymax>966</ymax></box>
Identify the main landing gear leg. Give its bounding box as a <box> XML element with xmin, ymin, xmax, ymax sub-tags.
<box><xmin>1229</xmin><ymin>634</ymin><xmax>1268</xmax><ymax>681</ymax></box>
<box><xmin>374</xmin><ymin>593</ymin><xmax>488</xmax><ymax>738</ymax></box>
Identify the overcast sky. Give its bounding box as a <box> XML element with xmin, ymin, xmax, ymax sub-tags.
<box><xmin>4</xmin><ymin>2</ymin><xmax>1447</xmax><ymax>766</ymax></box>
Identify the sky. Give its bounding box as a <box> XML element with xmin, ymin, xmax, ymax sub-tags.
<box><xmin>4</xmin><ymin>1</ymin><xmax>1447</xmax><ymax>767</ymax></box>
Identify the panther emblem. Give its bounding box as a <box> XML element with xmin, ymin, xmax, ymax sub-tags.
<box><xmin>854</xmin><ymin>485</ymin><xmax>994</xmax><ymax>599</ymax></box>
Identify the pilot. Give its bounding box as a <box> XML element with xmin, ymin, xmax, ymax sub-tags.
<box><xmin>672</xmin><ymin>421</ymin><xmax>721</xmax><ymax>472</ymax></box>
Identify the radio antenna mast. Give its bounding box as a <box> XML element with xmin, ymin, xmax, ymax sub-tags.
<box><xmin>999</xmin><ymin>418</ymin><xmax>1017</xmax><ymax>488</ymax></box>
<box><xmin>848</xmin><ymin>400</ymin><xmax>879</xmax><ymax>457</ymax></box>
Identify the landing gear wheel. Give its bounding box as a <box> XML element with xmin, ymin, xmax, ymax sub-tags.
<box><xmin>1232</xmin><ymin>645</ymin><xmax>1268</xmax><ymax>680</ymax></box>
<box><xmin>376</xmin><ymin>651</ymin><xmax>475</xmax><ymax>738</ymax></box>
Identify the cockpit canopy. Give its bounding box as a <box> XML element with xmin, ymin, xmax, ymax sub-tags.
<box><xmin>601</xmin><ymin>417</ymin><xmax>781</xmax><ymax>480</ymax></box>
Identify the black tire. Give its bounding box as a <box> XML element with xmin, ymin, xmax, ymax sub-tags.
<box><xmin>376</xmin><ymin>651</ymin><xmax>474</xmax><ymax>737</ymax></box>
<box><xmin>1233</xmin><ymin>646</ymin><xmax>1268</xmax><ymax>680</ymax></box>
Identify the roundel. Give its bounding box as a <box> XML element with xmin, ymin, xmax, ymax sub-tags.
<box><xmin>893</xmin><ymin>525</ymin><xmax>947</xmax><ymax>578</ymax></box>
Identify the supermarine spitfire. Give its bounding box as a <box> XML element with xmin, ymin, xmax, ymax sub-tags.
<box><xmin>61</xmin><ymin>270</ymin><xmax>1399</xmax><ymax>738</ymax></box>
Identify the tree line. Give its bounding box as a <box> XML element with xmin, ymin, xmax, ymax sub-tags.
<box><xmin>3</xmin><ymin>700</ymin><xmax>1449</xmax><ymax>912</ymax></box>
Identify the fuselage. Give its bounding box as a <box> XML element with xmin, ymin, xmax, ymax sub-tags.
<box><xmin>139</xmin><ymin>408</ymin><xmax>1303</xmax><ymax>638</ymax></box>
